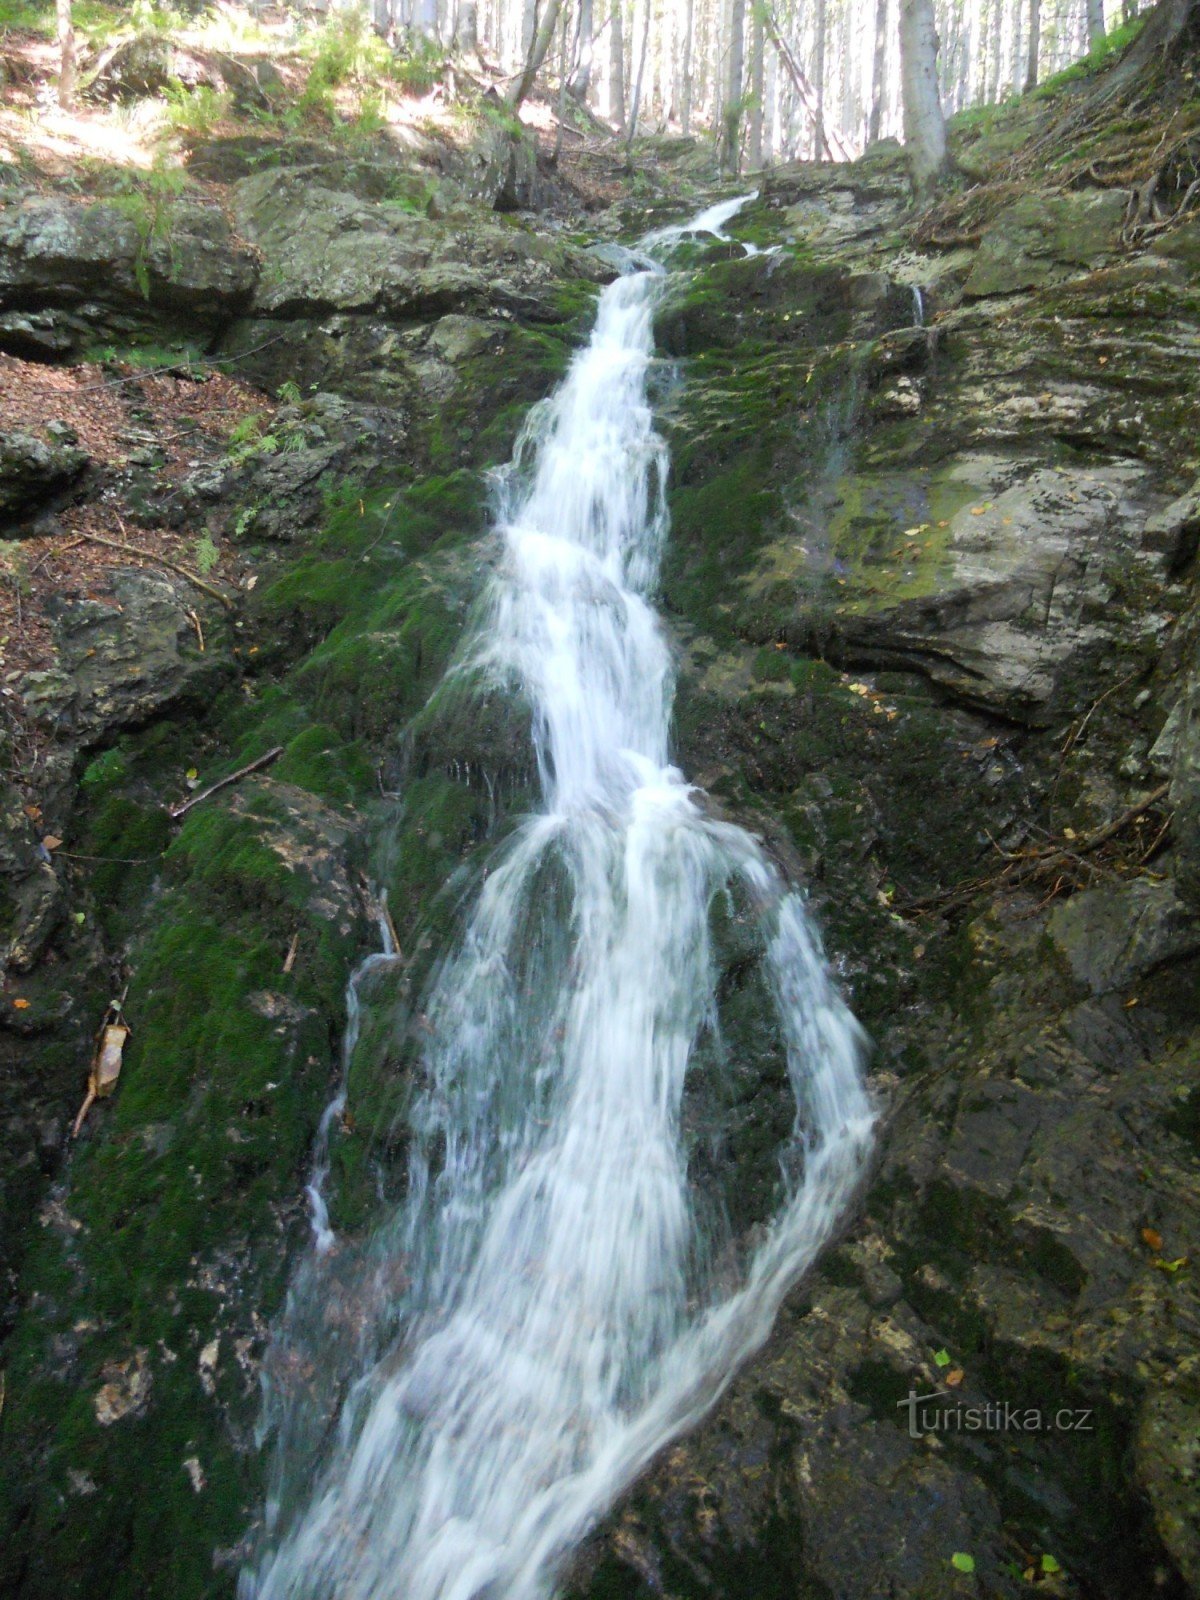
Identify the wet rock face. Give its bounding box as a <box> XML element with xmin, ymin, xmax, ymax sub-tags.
<box><xmin>569</xmin><ymin>160</ymin><xmax>1200</xmax><ymax>1600</ymax></box>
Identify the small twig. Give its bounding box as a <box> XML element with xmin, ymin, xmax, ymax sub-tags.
<box><xmin>30</xmin><ymin>536</ymin><xmax>86</xmax><ymax>576</ymax></box>
<box><xmin>282</xmin><ymin>931</ymin><xmax>300</xmax><ymax>974</ymax></box>
<box><xmin>381</xmin><ymin>898</ymin><xmax>402</xmax><ymax>959</ymax></box>
<box><xmin>186</xmin><ymin>607</ymin><xmax>205</xmax><ymax>652</ymax></box>
<box><xmin>78</xmin><ymin>528</ymin><xmax>234</xmax><ymax>611</ymax></box>
<box><xmin>170</xmin><ymin>746</ymin><xmax>284</xmax><ymax>820</ymax></box>
<box><xmin>902</xmin><ymin>784</ymin><xmax>1171</xmax><ymax>915</ymax></box>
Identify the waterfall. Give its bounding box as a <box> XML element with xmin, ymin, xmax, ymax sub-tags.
<box><xmin>242</xmin><ymin>195</ymin><xmax>875</xmax><ymax>1600</ymax></box>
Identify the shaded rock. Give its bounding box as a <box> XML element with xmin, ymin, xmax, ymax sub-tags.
<box><xmin>1136</xmin><ymin>1385</ymin><xmax>1200</xmax><ymax>1592</ymax></box>
<box><xmin>753</xmin><ymin>456</ymin><xmax>1155</xmax><ymax>719</ymax></box>
<box><xmin>1143</xmin><ymin>475</ymin><xmax>1200</xmax><ymax>574</ymax></box>
<box><xmin>230</xmin><ymin>169</ymin><xmax>599</xmax><ymax>324</ymax></box>
<box><xmin>1047</xmin><ymin>878</ymin><xmax>1200</xmax><ymax>996</ymax></box>
<box><xmin>963</xmin><ymin>190</ymin><xmax>1129</xmax><ymax>298</ymax></box>
<box><xmin>0</xmin><ymin>192</ymin><xmax>259</xmax><ymax>340</ymax></box>
<box><xmin>20</xmin><ymin>568</ymin><xmax>233</xmax><ymax>743</ymax></box>
<box><xmin>1168</xmin><ymin>638</ymin><xmax>1200</xmax><ymax>908</ymax></box>
<box><xmin>0</xmin><ymin>430</ymin><xmax>88</xmax><ymax>526</ymax></box>
<box><xmin>83</xmin><ymin>33</ymin><xmax>269</xmax><ymax>111</ymax></box>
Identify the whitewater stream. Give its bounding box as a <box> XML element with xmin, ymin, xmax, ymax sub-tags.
<box><xmin>243</xmin><ymin>194</ymin><xmax>875</xmax><ymax>1600</ymax></box>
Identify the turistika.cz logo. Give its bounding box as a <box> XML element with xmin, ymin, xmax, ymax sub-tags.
<box><xmin>898</xmin><ymin>1389</ymin><xmax>1095</xmax><ymax>1440</ymax></box>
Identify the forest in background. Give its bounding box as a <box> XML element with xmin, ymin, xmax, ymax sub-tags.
<box><xmin>37</xmin><ymin>0</ymin><xmax>1154</xmax><ymax>185</ymax></box>
<box><xmin>306</xmin><ymin>0</ymin><xmax>1138</xmax><ymax>168</ymax></box>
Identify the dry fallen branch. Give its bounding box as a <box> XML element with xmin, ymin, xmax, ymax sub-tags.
<box><xmin>902</xmin><ymin>783</ymin><xmax>1172</xmax><ymax>916</ymax></box>
<box><xmin>170</xmin><ymin>746</ymin><xmax>284</xmax><ymax>820</ymax></box>
<box><xmin>79</xmin><ymin>528</ymin><xmax>235</xmax><ymax>610</ymax></box>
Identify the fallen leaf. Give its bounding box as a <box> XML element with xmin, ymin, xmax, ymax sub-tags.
<box><xmin>934</xmin><ymin>1348</ymin><xmax>952</xmax><ymax>1368</ymax></box>
<box><xmin>946</xmin><ymin>1367</ymin><xmax>965</xmax><ymax>1387</ymax></box>
<box><xmin>1154</xmin><ymin>1256</ymin><xmax>1188</xmax><ymax>1274</ymax></box>
<box><xmin>951</xmin><ymin>1552</ymin><xmax>976</xmax><ymax>1573</ymax></box>
<box><xmin>1142</xmin><ymin>1227</ymin><xmax>1163</xmax><ymax>1252</ymax></box>
<box><xmin>1042</xmin><ymin>1554</ymin><xmax>1062</xmax><ymax>1574</ymax></box>
<box><xmin>970</xmin><ymin>506</ymin><xmax>985</xmax><ymax>515</ymax></box>
<box><xmin>12</xmin><ymin>998</ymin><xmax>29</xmax><ymax>1010</ymax></box>
<box><xmin>42</xmin><ymin>835</ymin><xmax>62</xmax><ymax>851</ymax></box>
<box><xmin>1062</xmin><ymin>827</ymin><xmax>1076</xmax><ymax>840</ymax></box>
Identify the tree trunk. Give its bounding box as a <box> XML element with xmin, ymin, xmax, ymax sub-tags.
<box><xmin>56</xmin><ymin>0</ymin><xmax>76</xmax><ymax>110</ymax></box>
<box><xmin>456</xmin><ymin>0</ymin><xmax>479</xmax><ymax>48</ymax></box>
<box><xmin>508</xmin><ymin>0</ymin><xmax>567</xmax><ymax>103</ymax></box>
<box><xmin>813</xmin><ymin>0</ymin><xmax>827</xmax><ymax>159</ymax></box>
<box><xmin>567</xmin><ymin>0</ymin><xmax>594</xmax><ymax>96</ymax></box>
<box><xmin>748</xmin><ymin>0</ymin><xmax>764</xmax><ymax>166</ymax></box>
<box><xmin>722</xmin><ymin>0</ymin><xmax>745</xmax><ymax>171</ymax></box>
<box><xmin>610</xmin><ymin>0</ymin><xmax>627</xmax><ymax>125</ymax></box>
<box><xmin>1024</xmin><ymin>0</ymin><xmax>1041</xmax><ymax>88</ymax></box>
<box><xmin>899</xmin><ymin>0</ymin><xmax>948</xmax><ymax>199</ymax></box>
<box><xmin>867</xmin><ymin>0</ymin><xmax>888</xmax><ymax>142</ymax></box>
<box><xmin>680</xmin><ymin>0</ymin><xmax>694</xmax><ymax>133</ymax></box>
<box><xmin>624</xmin><ymin>0</ymin><xmax>652</xmax><ymax>150</ymax></box>
<box><xmin>761</xmin><ymin>1</ymin><xmax>850</xmax><ymax>158</ymax></box>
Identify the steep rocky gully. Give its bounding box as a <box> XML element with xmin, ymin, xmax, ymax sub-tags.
<box><xmin>1</xmin><ymin>45</ymin><xmax>1199</xmax><ymax>1600</ymax></box>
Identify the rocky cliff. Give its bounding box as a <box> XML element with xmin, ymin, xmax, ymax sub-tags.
<box><xmin>0</xmin><ymin>26</ymin><xmax>1198</xmax><ymax>1600</ymax></box>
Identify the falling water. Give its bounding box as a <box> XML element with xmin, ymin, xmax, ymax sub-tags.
<box><xmin>243</xmin><ymin>195</ymin><xmax>875</xmax><ymax>1600</ymax></box>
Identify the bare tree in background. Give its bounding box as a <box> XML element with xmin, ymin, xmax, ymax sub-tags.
<box><xmin>899</xmin><ymin>0</ymin><xmax>947</xmax><ymax>197</ymax></box>
<box><xmin>1085</xmin><ymin>0</ymin><xmax>1106</xmax><ymax>48</ymax></box>
<box><xmin>867</xmin><ymin>0</ymin><xmax>889</xmax><ymax>141</ymax></box>
<box><xmin>680</xmin><ymin>0</ymin><xmax>695</xmax><ymax>132</ymax></box>
<box><xmin>568</xmin><ymin>0</ymin><xmax>594</xmax><ymax>96</ymax></box>
<box><xmin>625</xmin><ymin>0</ymin><xmax>652</xmax><ymax>151</ymax></box>
<box><xmin>722</xmin><ymin>0</ymin><xmax>746</xmax><ymax>169</ymax></box>
<box><xmin>610</xmin><ymin>0</ymin><xmax>627</xmax><ymax>125</ymax></box>
<box><xmin>813</xmin><ymin>0</ymin><xmax>827</xmax><ymax>156</ymax></box>
<box><xmin>748</xmin><ymin>0</ymin><xmax>765</xmax><ymax>164</ymax></box>
<box><xmin>56</xmin><ymin>0</ymin><xmax>76</xmax><ymax>109</ymax></box>
<box><xmin>508</xmin><ymin>0</ymin><xmax>568</xmax><ymax>105</ymax></box>
<box><xmin>1024</xmin><ymin>0</ymin><xmax>1041</xmax><ymax>87</ymax></box>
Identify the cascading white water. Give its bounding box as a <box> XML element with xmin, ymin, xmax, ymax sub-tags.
<box><xmin>243</xmin><ymin>195</ymin><xmax>875</xmax><ymax>1600</ymax></box>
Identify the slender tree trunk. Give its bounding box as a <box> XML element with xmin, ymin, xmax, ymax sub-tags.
<box><xmin>748</xmin><ymin>0</ymin><xmax>764</xmax><ymax>165</ymax></box>
<box><xmin>553</xmin><ymin>1</ymin><xmax>571</xmax><ymax>159</ymax></box>
<box><xmin>899</xmin><ymin>0</ymin><xmax>948</xmax><ymax>199</ymax></box>
<box><xmin>722</xmin><ymin>0</ymin><xmax>745</xmax><ymax>170</ymax></box>
<box><xmin>1024</xmin><ymin>0</ymin><xmax>1040</xmax><ymax>87</ymax></box>
<box><xmin>868</xmin><ymin>0</ymin><xmax>888</xmax><ymax>141</ymax></box>
<box><xmin>508</xmin><ymin>0</ymin><xmax>567</xmax><ymax>104</ymax></box>
<box><xmin>456</xmin><ymin>0</ymin><xmax>479</xmax><ymax>47</ymax></box>
<box><xmin>568</xmin><ymin>0</ymin><xmax>594</xmax><ymax>96</ymax></box>
<box><xmin>610</xmin><ymin>0</ymin><xmax>627</xmax><ymax>124</ymax></box>
<box><xmin>680</xmin><ymin>0</ymin><xmax>694</xmax><ymax>132</ymax></box>
<box><xmin>813</xmin><ymin>0</ymin><xmax>827</xmax><ymax>158</ymax></box>
<box><xmin>624</xmin><ymin>0</ymin><xmax>652</xmax><ymax>149</ymax></box>
<box><xmin>56</xmin><ymin>0</ymin><xmax>76</xmax><ymax>110</ymax></box>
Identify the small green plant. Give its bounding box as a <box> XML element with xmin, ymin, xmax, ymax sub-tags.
<box><xmin>109</xmin><ymin>156</ymin><xmax>187</xmax><ymax>300</ymax></box>
<box><xmin>163</xmin><ymin>82</ymin><xmax>231</xmax><ymax>137</ymax></box>
<box><xmin>276</xmin><ymin>380</ymin><xmax>302</xmax><ymax>406</ymax></box>
<box><xmin>233</xmin><ymin>505</ymin><xmax>258</xmax><ymax>539</ymax></box>
<box><xmin>193</xmin><ymin>532</ymin><xmax>220</xmax><ymax>575</ymax></box>
<box><xmin>335</xmin><ymin>87</ymin><xmax>389</xmax><ymax>148</ymax></box>
<box><xmin>226</xmin><ymin>413</ymin><xmax>281</xmax><ymax>465</ymax></box>
<box><xmin>391</xmin><ymin>38</ymin><xmax>443</xmax><ymax>95</ymax></box>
